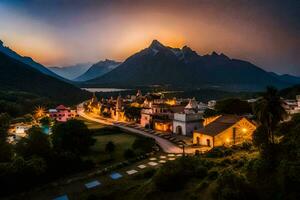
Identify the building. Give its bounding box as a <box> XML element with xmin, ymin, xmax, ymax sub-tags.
<box><xmin>49</xmin><ymin>105</ymin><xmax>77</xmax><ymax>122</ymax></box>
<box><xmin>283</xmin><ymin>95</ymin><xmax>300</xmax><ymax>115</ymax></box>
<box><xmin>193</xmin><ymin>115</ymin><xmax>256</xmax><ymax>147</ymax></box>
<box><xmin>208</xmin><ymin>100</ymin><xmax>216</xmax><ymax>109</ymax></box>
<box><xmin>172</xmin><ymin>99</ymin><xmax>204</xmax><ymax>136</ymax></box>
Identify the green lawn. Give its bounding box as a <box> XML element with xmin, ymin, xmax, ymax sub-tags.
<box><xmin>76</xmin><ymin>116</ymin><xmax>107</xmax><ymax>129</ymax></box>
<box><xmin>86</xmin><ymin>131</ymin><xmax>138</xmax><ymax>165</ymax></box>
<box><xmin>77</xmin><ymin>117</ymin><xmax>139</xmax><ymax>166</ymax></box>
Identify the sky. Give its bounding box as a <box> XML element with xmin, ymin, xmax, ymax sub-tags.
<box><xmin>0</xmin><ymin>0</ymin><xmax>299</xmax><ymax>75</ymax></box>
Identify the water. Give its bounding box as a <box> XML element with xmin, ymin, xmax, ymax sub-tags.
<box><xmin>82</xmin><ymin>88</ymin><xmax>131</xmax><ymax>92</ymax></box>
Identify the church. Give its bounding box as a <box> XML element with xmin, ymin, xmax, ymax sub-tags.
<box><xmin>193</xmin><ymin>115</ymin><xmax>256</xmax><ymax>147</ymax></box>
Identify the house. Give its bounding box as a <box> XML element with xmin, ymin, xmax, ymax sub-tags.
<box><xmin>283</xmin><ymin>95</ymin><xmax>300</xmax><ymax>115</ymax></box>
<box><xmin>193</xmin><ymin>115</ymin><xmax>256</xmax><ymax>147</ymax></box>
<box><xmin>49</xmin><ymin>105</ymin><xmax>77</xmax><ymax>122</ymax></box>
<box><xmin>173</xmin><ymin>99</ymin><xmax>204</xmax><ymax>136</ymax></box>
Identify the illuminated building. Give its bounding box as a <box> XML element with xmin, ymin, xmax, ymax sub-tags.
<box><xmin>49</xmin><ymin>105</ymin><xmax>77</xmax><ymax>122</ymax></box>
<box><xmin>173</xmin><ymin>99</ymin><xmax>204</xmax><ymax>136</ymax></box>
<box><xmin>193</xmin><ymin>115</ymin><xmax>256</xmax><ymax>147</ymax></box>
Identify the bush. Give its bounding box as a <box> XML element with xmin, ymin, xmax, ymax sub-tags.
<box><xmin>153</xmin><ymin>156</ymin><xmax>211</xmax><ymax>191</ymax></box>
<box><xmin>208</xmin><ymin>170</ymin><xmax>219</xmax><ymax>180</ymax></box>
<box><xmin>124</xmin><ymin>149</ymin><xmax>135</xmax><ymax>159</ymax></box>
<box><xmin>132</xmin><ymin>137</ymin><xmax>155</xmax><ymax>154</ymax></box>
<box><xmin>214</xmin><ymin>170</ymin><xmax>256</xmax><ymax>200</ymax></box>
<box><xmin>205</xmin><ymin>147</ymin><xmax>226</xmax><ymax>158</ymax></box>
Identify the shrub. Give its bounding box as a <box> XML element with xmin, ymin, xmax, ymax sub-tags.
<box><xmin>208</xmin><ymin>170</ymin><xmax>219</xmax><ymax>180</ymax></box>
<box><xmin>124</xmin><ymin>149</ymin><xmax>135</xmax><ymax>159</ymax></box>
<box><xmin>153</xmin><ymin>156</ymin><xmax>210</xmax><ymax>191</ymax></box>
<box><xmin>214</xmin><ymin>169</ymin><xmax>255</xmax><ymax>200</ymax></box>
<box><xmin>205</xmin><ymin>147</ymin><xmax>226</xmax><ymax>158</ymax></box>
<box><xmin>132</xmin><ymin>137</ymin><xmax>155</xmax><ymax>154</ymax></box>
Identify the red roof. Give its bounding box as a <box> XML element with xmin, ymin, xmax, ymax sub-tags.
<box><xmin>56</xmin><ymin>105</ymin><xmax>68</xmax><ymax>110</ymax></box>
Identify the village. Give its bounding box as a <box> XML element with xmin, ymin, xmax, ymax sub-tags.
<box><xmin>79</xmin><ymin>90</ymin><xmax>300</xmax><ymax>152</ymax></box>
<box><xmin>7</xmin><ymin>90</ymin><xmax>300</xmax><ymax>154</ymax></box>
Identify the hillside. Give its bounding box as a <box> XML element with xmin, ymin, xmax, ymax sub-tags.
<box><xmin>0</xmin><ymin>51</ymin><xmax>90</xmax><ymax>105</ymax></box>
<box><xmin>85</xmin><ymin>40</ymin><xmax>291</xmax><ymax>91</ymax></box>
<box><xmin>74</xmin><ymin>59</ymin><xmax>121</xmax><ymax>82</ymax></box>
<box><xmin>0</xmin><ymin>40</ymin><xmax>66</xmax><ymax>81</ymax></box>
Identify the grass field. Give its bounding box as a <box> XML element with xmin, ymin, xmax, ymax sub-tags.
<box><xmin>76</xmin><ymin>116</ymin><xmax>107</xmax><ymax>129</ymax></box>
<box><xmin>77</xmin><ymin>117</ymin><xmax>140</xmax><ymax>166</ymax></box>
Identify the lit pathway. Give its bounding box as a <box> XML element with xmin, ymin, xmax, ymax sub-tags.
<box><xmin>77</xmin><ymin>104</ymin><xmax>184</xmax><ymax>153</ymax></box>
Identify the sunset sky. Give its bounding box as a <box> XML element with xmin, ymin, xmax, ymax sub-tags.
<box><xmin>0</xmin><ymin>0</ymin><xmax>299</xmax><ymax>75</ymax></box>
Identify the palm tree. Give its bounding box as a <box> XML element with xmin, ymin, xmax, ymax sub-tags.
<box><xmin>254</xmin><ymin>87</ymin><xmax>287</xmax><ymax>144</ymax></box>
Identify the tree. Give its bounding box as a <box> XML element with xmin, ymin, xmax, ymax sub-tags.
<box><xmin>0</xmin><ymin>141</ymin><xmax>13</xmax><ymax>162</ymax></box>
<box><xmin>0</xmin><ymin>113</ymin><xmax>10</xmax><ymax>141</ymax></box>
<box><xmin>105</xmin><ymin>141</ymin><xmax>115</xmax><ymax>158</ymax></box>
<box><xmin>254</xmin><ymin>87</ymin><xmax>287</xmax><ymax>145</ymax></box>
<box><xmin>132</xmin><ymin>137</ymin><xmax>155</xmax><ymax>154</ymax></box>
<box><xmin>39</xmin><ymin>116</ymin><xmax>51</xmax><ymax>126</ymax></box>
<box><xmin>203</xmin><ymin>108</ymin><xmax>218</xmax><ymax>118</ymax></box>
<box><xmin>124</xmin><ymin>106</ymin><xmax>142</xmax><ymax>122</ymax></box>
<box><xmin>215</xmin><ymin>98</ymin><xmax>252</xmax><ymax>115</ymax></box>
<box><xmin>15</xmin><ymin>126</ymin><xmax>51</xmax><ymax>158</ymax></box>
<box><xmin>52</xmin><ymin>119</ymin><xmax>95</xmax><ymax>155</ymax></box>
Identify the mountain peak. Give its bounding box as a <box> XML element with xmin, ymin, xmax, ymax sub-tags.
<box><xmin>149</xmin><ymin>39</ymin><xmax>165</xmax><ymax>49</ymax></box>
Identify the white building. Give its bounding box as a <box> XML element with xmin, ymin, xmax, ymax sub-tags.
<box><xmin>172</xmin><ymin>99</ymin><xmax>203</xmax><ymax>136</ymax></box>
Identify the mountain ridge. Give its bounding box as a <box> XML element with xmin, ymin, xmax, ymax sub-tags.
<box><xmin>0</xmin><ymin>40</ymin><xmax>66</xmax><ymax>81</ymax></box>
<box><xmin>84</xmin><ymin>40</ymin><xmax>296</xmax><ymax>91</ymax></box>
<box><xmin>74</xmin><ymin>59</ymin><xmax>121</xmax><ymax>82</ymax></box>
<box><xmin>0</xmin><ymin>51</ymin><xmax>89</xmax><ymax>105</ymax></box>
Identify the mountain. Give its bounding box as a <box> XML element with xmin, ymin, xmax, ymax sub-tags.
<box><xmin>0</xmin><ymin>40</ymin><xmax>65</xmax><ymax>80</ymax></box>
<box><xmin>269</xmin><ymin>72</ymin><xmax>300</xmax><ymax>85</ymax></box>
<box><xmin>49</xmin><ymin>62</ymin><xmax>92</xmax><ymax>80</ymax></box>
<box><xmin>0</xmin><ymin>51</ymin><xmax>89</xmax><ymax>105</ymax></box>
<box><xmin>85</xmin><ymin>40</ymin><xmax>289</xmax><ymax>91</ymax></box>
<box><xmin>74</xmin><ymin>59</ymin><xmax>121</xmax><ymax>82</ymax></box>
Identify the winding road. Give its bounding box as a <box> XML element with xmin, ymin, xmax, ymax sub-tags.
<box><xmin>77</xmin><ymin>104</ymin><xmax>184</xmax><ymax>153</ymax></box>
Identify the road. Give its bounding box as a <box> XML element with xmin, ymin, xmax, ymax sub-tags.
<box><xmin>77</xmin><ymin>104</ymin><xmax>184</xmax><ymax>153</ymax></box>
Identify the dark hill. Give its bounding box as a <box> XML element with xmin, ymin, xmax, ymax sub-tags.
<box><xmin>0</xmin><ymin>51</ymin><xmax>89</xmax><ymax>105</ymax></box>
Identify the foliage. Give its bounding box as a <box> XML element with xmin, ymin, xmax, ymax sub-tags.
<box><xmin>153</xmin><ymin>156</ymin><xmax>210</xmax><ymax>191</ymax></box>
<box><xmin>39</xmin><ymin>116</ymin><xmax>51</xmax><ymax>126</ymax></box>
<box><xmin>214</xmin><ymin>170</ymin><xmax>255</xmax><ymax>200</ymax></box>
<box><xmin>124</xmin><ymin>106</ymin><xmax>142</xmax><ymax>121</ymax></box>
<box><xmin>132</xmin><ymin>137</ymin><xmax>155</xmax><ymax>154</ymax></box>
<box><xmin>203</xmin><ymin>108</ymin><xmax>218</xmax><ymax>117</ymax></box>
<box><xmin>15</xmin><ymin>126</ymin><xmax>51</xmax><ymax>158</ymax></box>
<box><xmin>52</xmin><ymin>119</ymin><xmax>95</xmax><ymax>155</ymax></box>
<box><xmin>254</xmin><ymin>87</ymin><xmax>287</xmax><ymax>145</ymax></box>
<box><xmin>0</xmin><ymin>113</ymin><xmax>10</xmax><ymax>140</ymax></box>
<box><xmin>0</xmin><ymin>141</ymin><xmax>13</xmax><ymax>162</ymax></box>
<box><xmin>105</xmin><ymin>141</ymin><xmax>115</xmax><ymax>155</ymax></box>
<box><xmin>215</xmin><ymin>98</ymin><xmax>252</xmax><ymax>115</ymax></box>
<box><xmin>123</xmin><ymin>148</ymin><xmax>135</xmax><ymax>159</ymax></box>
<box><xmin>0</xmin><ymin>91</ymin><xmax>54</xmax><ymax>117</ymax></box>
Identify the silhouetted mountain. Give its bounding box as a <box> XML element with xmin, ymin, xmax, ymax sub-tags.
<box><xmin>0</xmin><ymin>51</ymin><xmax>89</xmax><ymax>105</ymax></box>
<box><xmin>74</xmin><ymin>59</ymin><xmax>121</xmax><ymax>81</ymax></box>
<box><xmin>85</xmin><ymin>40</ymin><xmax>289</xmax><ymax>91</ymax></box>
<box><xmin>269</xmin><ymin>72</ymin><xmax>300</xmax><ymax>85</ymax></box>
<box><xmin>0</xmin><ymin>39</ymin><xmax>65</xmax><ymax>81</ymax></box>
<box><xmin>49</xmin><ymin>62</ymin><xmax>92</xmax><ymax>80</ymax></box>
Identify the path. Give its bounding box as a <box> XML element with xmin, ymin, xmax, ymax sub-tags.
<box><xmin>77</xmin><ymin>104</ymin><xmax>184</xmax><ymax>153</ymax></box>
